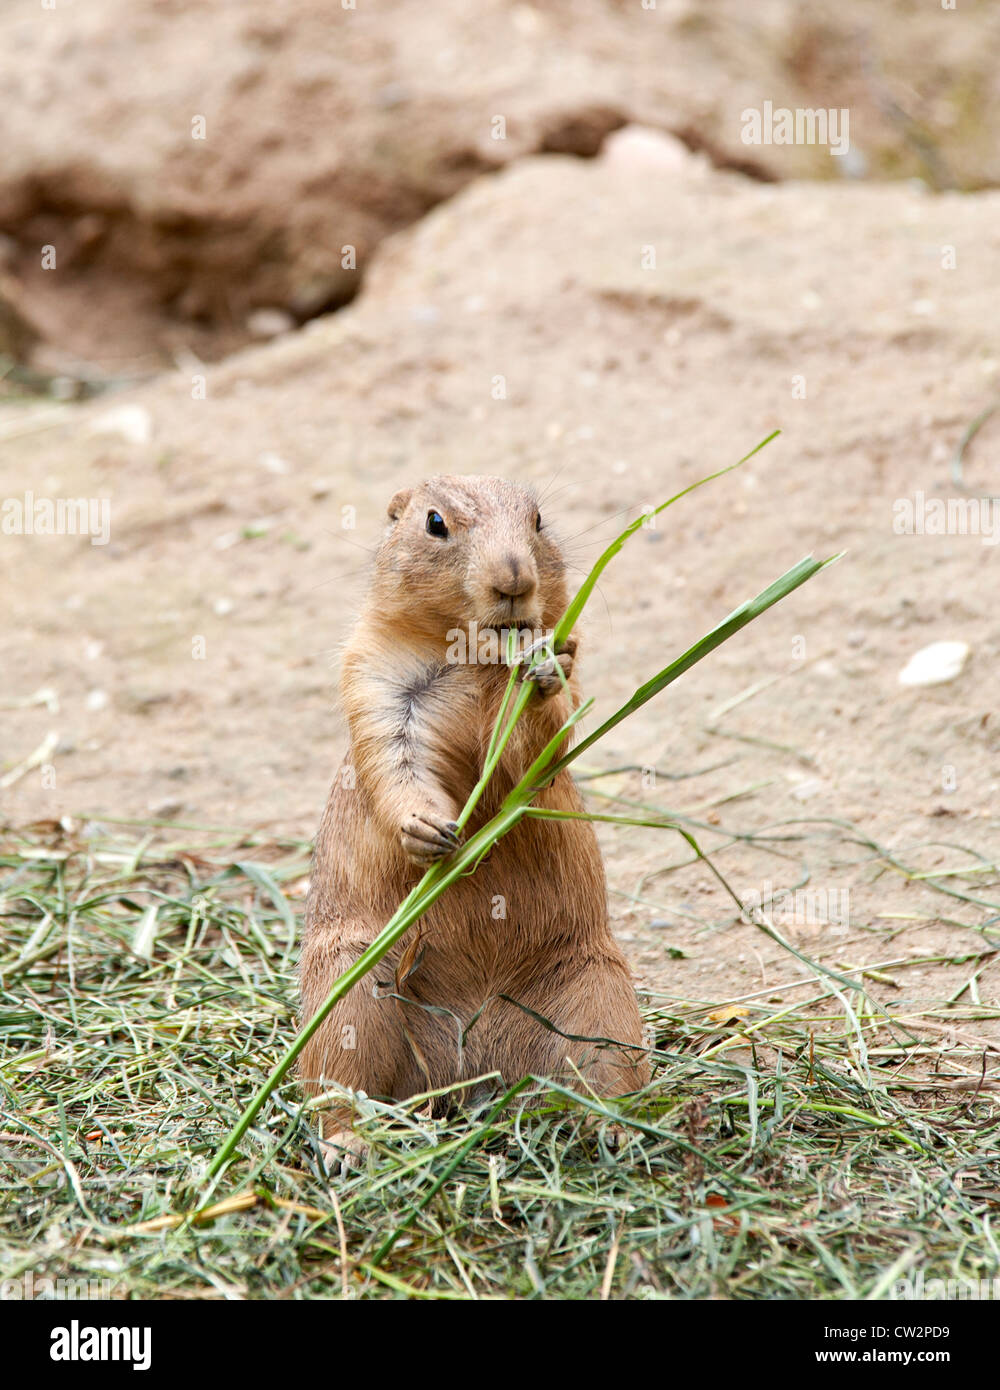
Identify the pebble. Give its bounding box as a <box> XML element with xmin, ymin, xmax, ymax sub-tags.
<box><xmin>246</xmin><ymin>307</ymin><xmax>295</xmax><ymax>339</ymax></box>
<box><xmin>86</xmin><ymin>404</ymin><xmax>152</xmax><ymax>446</ymax></box>
<box><xmin>601</xmin><ymin>125</ymin><xmax>692</xmax><ymax>173</ymax></box>
<box><xmin>898</xmin><ymin>640</ymin><xmax>970</xmax><ymax>687</ymax></box>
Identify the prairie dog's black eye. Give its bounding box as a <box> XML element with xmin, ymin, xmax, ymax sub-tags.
<box><xmin>535</xmin><ymin>512</ymin><xmax>542</xmax><ymax>532</ymax></box>
<box><xmin>426</xmin><ymin>510</ymin><xmax>449</xmax><ymax>538</ymax></box>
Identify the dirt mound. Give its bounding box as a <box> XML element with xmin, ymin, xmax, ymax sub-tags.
<box><xmin>1</xmin><ymin>0</ymin><xmax>997</xmax><ymax>369</ymax></box>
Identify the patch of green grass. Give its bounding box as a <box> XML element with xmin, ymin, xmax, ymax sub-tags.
<box><xmin>2</xmin><ymin>822</ymin><xmax>998</xmax><ymax>1301</ymax></box>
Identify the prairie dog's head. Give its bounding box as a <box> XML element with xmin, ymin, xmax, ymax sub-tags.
<box><xmin>373</xmin><ymin>475</ymin><xmax>569</xmax><ymax>640</ymax></box>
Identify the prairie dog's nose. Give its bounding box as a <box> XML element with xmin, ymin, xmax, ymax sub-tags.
<box><xmin>493</xmin><ymin>554</ymin><xmax>536</xmax><ymax>602</ymax></box>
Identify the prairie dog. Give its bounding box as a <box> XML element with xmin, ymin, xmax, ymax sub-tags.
<box><xmin>300</xmin><ymin>476</ymin><xmax>649</xmax><ymax>1167</ymax></box>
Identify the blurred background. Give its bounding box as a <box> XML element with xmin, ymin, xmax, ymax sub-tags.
<box><xmin>2</xmin><ymin>0</ymin><xmax>999</xmax><ymax>376</ymax></box>
<box><xmin>1</xmin><ymin>0</ymin><xmax>999</xmax><ymax>1010</ymax></box>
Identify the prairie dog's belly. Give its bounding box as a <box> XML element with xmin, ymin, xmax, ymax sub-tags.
<box><xmin>412</xmin><ymin>814</ymin><xmax>606</xmax><ymax>949</ymax></box>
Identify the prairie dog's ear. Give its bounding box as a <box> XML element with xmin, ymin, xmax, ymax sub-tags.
<box><xmin>387</xmin><ymin>488</ymin><xmax>413</xmax><ymax>521</ymax></box>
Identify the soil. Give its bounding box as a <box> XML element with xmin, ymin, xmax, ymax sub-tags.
<box><xmin>1</xmin><ymin>5</ymin><xmax>998</xmax><ymax>1059</ymax></box>
<box><xmin>2</xmin><ymin>0</ymin><xmax>999</xmax><ymax>367</ymax></box>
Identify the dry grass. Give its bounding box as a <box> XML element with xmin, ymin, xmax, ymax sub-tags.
<box><xmin>2</xmin><ymin>816</ymin><xmax>998</xmax><ymax>1301</ymax></box>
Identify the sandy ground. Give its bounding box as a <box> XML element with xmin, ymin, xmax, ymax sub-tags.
<box><xmin>2</xmin><ymin>0</ymin><xmax>999</xmax><ymax>368</ymax></box>
<box><xmin>2</xmin><ymin>124</ymin><xmax>998</xmax><ymax>1057</ymax></box>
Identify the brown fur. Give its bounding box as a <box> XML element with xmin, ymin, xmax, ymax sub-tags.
<box><xmin>299</xmin><ymin>475</ymin><xmax>649</xmax><ymax>1163</ymax></box>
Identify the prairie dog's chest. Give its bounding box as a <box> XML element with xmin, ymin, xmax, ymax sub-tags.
<box><xmin>418</xmin><ymin>660</ymin><xmax>507</xmax><ymax>748</ymax></box>
<box><xmin>372</xmin><ymin>646</ymin><xmax>498</xmax><ymax>744</ymax></box>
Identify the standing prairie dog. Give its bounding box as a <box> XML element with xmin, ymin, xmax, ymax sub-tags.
<box><xmin>300</xmin><ymin>475</ymin><xmax>649</xmax><ymax>1168</ymax></box>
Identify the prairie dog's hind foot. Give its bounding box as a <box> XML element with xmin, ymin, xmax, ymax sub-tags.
<box><xmin>320</xmin><ymin>1126</ymin><xmax>369</xmax><ymax>1179</ymax></box>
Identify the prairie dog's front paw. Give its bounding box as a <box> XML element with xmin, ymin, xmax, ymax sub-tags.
<box><xmin>521</xmin><ymin>634</ymin><xmax>576</xmax><ymax>698</ymax></box>
<box><xmin>400</xmin><ymin>806</ymin><xmax>462</xmax><ymax>865</ymax></box>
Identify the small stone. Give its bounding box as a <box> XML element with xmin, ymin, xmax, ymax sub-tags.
<box><xmin>246</xmin><ymin>307</ymin><xmax>295</xmax><ymax>339</ymax></box>
<box><xmin>898</xmin><ymin>640</ymin><xmax>970</xmax><ymax>687</ymax></box>
<box><xmin>86</xmin><ymin>404</ymin><xmax>152</xmax><ymax>446</ymax></box>
<box><xmin>601</xmin><ymin>125</ymin><xmax>693</xmax><ymax>173</ymax></box>
<box><xmin>85</xmin><ymin>689</ymin><xmax>108</xmax><ymax>712</ymax></box>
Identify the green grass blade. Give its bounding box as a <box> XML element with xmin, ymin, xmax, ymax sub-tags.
<box><xmin>551</xmin><ymin>430</ymin><xmax>779</xmax><ymax>647</ymax></box>
<box><xmin>541</xmin><ymin>553</ymin><xmax>842</xmax><ymax>784</ymax></box>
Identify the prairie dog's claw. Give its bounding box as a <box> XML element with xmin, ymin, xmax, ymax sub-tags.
<box><xmin>400</xmin><ymin>809</ymin><xmax>462</xmax><ymax>864</ymax></box>
<box><xmin>520</xmin><ymin>635</ymin><xmax>575</xmax><ymax>698</ymax></box>
<box><xmin>519</xmin><ymin>633</ymin><xmax>576</xmax><ymax>664</ymax></box>
<box><xmin>320</xmin><ymin>1128</ymin><xmax>368</xmax><ymax>1179</ymax></box>
<box><xmin>604</xmin><ymin>1122</ymin><xmax>628</xmax><ymax>1156</ymax></box>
